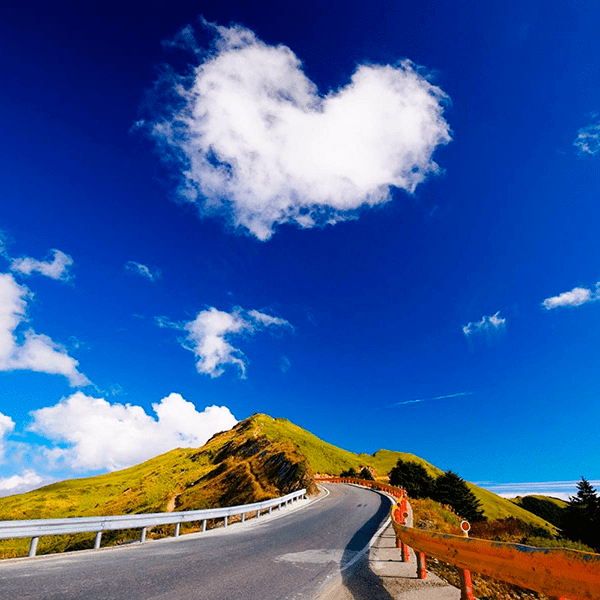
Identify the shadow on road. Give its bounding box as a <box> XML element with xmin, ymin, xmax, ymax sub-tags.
<box><xmin>339</xmin><ymin>492</ymin><xmax>396</xmax><ymax>600</ymax></box>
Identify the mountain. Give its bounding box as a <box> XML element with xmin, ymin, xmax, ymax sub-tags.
<box><xmin>0</xmin><ymin>413</ymin><xmax>556</xmax><ymax>557</ymax></box>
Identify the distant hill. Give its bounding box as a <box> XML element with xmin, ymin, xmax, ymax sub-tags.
<box><xmin>510</xmin><ymin>494</ymin><xmax>568</xmax><ymax>529</ymax></box>
<box><xmin>0</xmin><ymin>413</ymin><xmax>557</xmax><ymax>557</ymax></box>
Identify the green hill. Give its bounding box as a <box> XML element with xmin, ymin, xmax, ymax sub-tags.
<box><xmin>0</xmin><ymin>413</ymin><xmax>557</xmax><ymax>557</ymax></box>
<box><xmin>510</xmin><ymin>494</ymin><xmax>567</xmax><ymax>528</ymax></box>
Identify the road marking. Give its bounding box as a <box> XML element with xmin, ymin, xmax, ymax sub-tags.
<box><xmin>277</xmin><ymin>549</ymin><xmax>357</xmax><ymax>565</ymax></box>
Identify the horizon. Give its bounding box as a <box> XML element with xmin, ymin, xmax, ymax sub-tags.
<box><xmin>0</xmin><ymin>1</ymin><xmax>599</xmax><ymax>499</ymax></box>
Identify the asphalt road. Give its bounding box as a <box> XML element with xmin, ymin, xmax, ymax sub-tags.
<box><xmin>0</xmin><ymin>484</ymin><xmax>392</xmax><ymax>600</ymax></box>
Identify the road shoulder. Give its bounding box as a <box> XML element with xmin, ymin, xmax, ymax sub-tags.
<box><xmin>317</xmin><ymin>523</ymin><xmax>462</xmax><ymax>600</ymax></box>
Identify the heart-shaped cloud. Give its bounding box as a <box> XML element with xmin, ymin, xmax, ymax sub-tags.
<box><xmin>149</xmin><ymin>23</ymin><xmax>452</xmax><ymax>240</ymax></box>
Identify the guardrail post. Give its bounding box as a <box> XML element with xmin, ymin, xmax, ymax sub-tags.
<box><xmin>269</xmin><ymin>506</ymin><xmax>272</xmax><ymax>515</ymax></box>
<box><xmin>140</xmin><ymin>527</ymin><xmax>147</xmax><ymax>543</ymax></box>
<box><xmin>28</xmin><ymin>536</ymin><xmax>39</xmax><ymax>558</ymax></box>
<box><xmin>94</xmin><ymin>531</ymin><xmax>102</xmax><ymax>549</ymax></box>
<box><xmin>458</xmin><ymin>521</ymin><xmax>474</xmax><ymax>600</ymax></box>
<box><xmin>416</xmin><ymin>551</ymin><xmax>427</xmax><ymax>579</ymax></box>
<box><xmin>458</xmin><ymin>568</ymin><xmax>473</xmax><ymax>600</ymax></box>
<box><xmin>224</xmin><ymin>516</ymin><xmax>228</xmax><ymax>528</ymax></box>
<box><xmin>202</xmin><ymin>519</ymin><xmax>207</xmax><ymax>532</ymax></box>
<box><xmin>241</xmin><ymin>512</ymin><xmax>245</xmax><ymax>523</ymax></box>
<box><xmin>174</xmin><ymin>523</ymin><xmax>180</xmax><ymax>537</ymax></box>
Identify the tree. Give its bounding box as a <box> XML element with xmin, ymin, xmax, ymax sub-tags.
<box><xmin>388</xmin><ymin>459</ymin><xmax>434</xmax><ymax>499</ymax></box>
<box><xmin>562</xmin><ymin>477</ymin><xmax>600</xmax><ymax>551</ymax></box>
<box><xmin>358</xmin><ymin>467</ymin><xmax>375</xmax><ymax>481</ymax></box>
<box><xmin>340</xmin><ymin>467</ymin><xmax>358</xmax><ymax>478</ymax></box>
<box><xmin>432</xmin><ymin>470</ymin><xmax>485</xmax><ymax>522</ymax></box>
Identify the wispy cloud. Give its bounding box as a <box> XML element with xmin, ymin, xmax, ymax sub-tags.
<box><xmin>0</xmin><ymin>273</ymin><xmax>89</xmax><ymax>386</ymax></box>
<box><xmin>145</xmin><ymin>22</ymin><xmax>451</xmax><ymax>240</ymax></box>
<box><xmin>125</xmin><ymin>261</ymin><xmax>161</xmax><ymax>282</ymax></box>
<box><xmin>10</xmin><ymin>249</ymin><xmax>73</xmax><ymax>281</ymax></box>
<box><xmin>392</xmin><ymin>391</ymin><xmax>472</xmax><ymax>407</ymax></box>
<box><xmin>476</xmin><ymin>479</ymin><xmax>600</xmax><ymax>501</ymax></box>
<box><xmin>574</xmin><ymin>120</ymin><xmax>600</xmax><ymax>156</ymax></box>
<box><xmin>542</xmin><ymin>282</ymin><xmax>599</xmax><ymax>310</ymax></box>
<box><xmin>462</xmin><ymin>311</ymin><xmax>506</xmax><ymax>337</ymax></box>
<box><xmin>159</xmin><ymin>306</ymin><xmax>292</xmax><ymax>378</ymax></box>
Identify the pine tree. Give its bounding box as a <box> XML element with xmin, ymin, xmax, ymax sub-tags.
<box><xmin>431</xmin><ymin>470</ymin><xmax>486</xmax><ymax>522</ymax></box>
<box><xmin>388</xmin><ymin>459</ymin><xmax>434</xmax><ymax>499</ymax></box>
<box><xmin>563</xmin><ymin>477</ymin><xmax>600</xmax><ymax>551</ymax></box>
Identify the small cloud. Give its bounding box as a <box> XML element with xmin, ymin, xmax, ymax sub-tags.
<box><xmin>280</xmin><ymin>356</ymin><xmax>291</xmax><ymax>373</ymax></box>
<box><xmin>574</xmin><ymin>120</ymin><xmax>600</xmax><ymax>156</ymax></box>
<box><xmin>146</xmin><ymin>22</ymin><xmax>451</xmax><ymax>240</ymax></box>
<box><xmin>0</xmin><ymin>272</ymin><xmax>89</xmax><ymax>386</ymax></box>
<box><xmin>0</xmin><ymin>470</ymin><xmax>45</xmax><ymax>497</ymax></box>
<box><xmin>160</xmin><ymin>306</ymin><xmax>291</xmax><ymax>378</ymax></box>
<box><xmin>392</xmin><ymin>391</ymin><xmax>472</xmax><ymax>407</ymax></box>
<box><xmin>542</xmin><ymin>283</ymin><xmax>599</xmax><ymax>310</ymax></box>
<box><xmin>10</xmin><ymin>249</ymin><xmax>74</xmax><ymax>281</ymax></box>
<box><xmin>462</xmin><ymin>311</ymin><xmax>506</xmax><ymax>337</ymax></box>
<box><xmin>125</xmin><ymin>261</ymin><xmax>161</xmax><ymax>282</ymax></box>
<box><xmin>0</xmin><ymin>411</ymin><xmax>15</xmax><ymax>462</ymax></box>
<box><xmin>155</xmin><ymin>315</ymin><xmax>180</xmax><ymax>329</ymax></box>
<box><xmin>108</xmin><ymin>383</ymin><xmax>126</xmax><ymax>396</ymax></box>
<box><xmin>28</xmin><ymin>391</ymin><xmax>238</xmax><ymax>471</ymax></box>
<box><xmin>247</xmin><ymin>310</ymin><xmax>290</xmax><ymax>328</ymax></box>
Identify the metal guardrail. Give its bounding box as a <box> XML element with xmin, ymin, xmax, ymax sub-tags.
<box><xmin>0</xmin><ymin>488</ymin><xmax>307</xmax><ymax>558</ymax></box>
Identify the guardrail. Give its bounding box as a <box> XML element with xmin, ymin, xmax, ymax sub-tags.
<box><xmin>320</xmin><ymin>478</ymin><xmax>600</xmax><ymax>600</ymax></box>
<box><xmin>390</xmin><ymin>495</ymin><xmax>600</xmax><ymax>600</ymax></box>
<box><xmin>0</xmin><ymin>488</ymin><xmax>307</xmax><ymax>558</ymax></box>
<box><xmin>315</xmin><ymin>477</ymin><xmax>405</xmax><ymax>499</ymax></box>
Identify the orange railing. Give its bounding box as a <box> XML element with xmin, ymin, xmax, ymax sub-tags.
<box><xmin>317</xmin><ymin>478</ymin><xmax>600</xmax><ymax>600</ymax></box>
<box><xmin>316</xmin><ymin>477</ymin><xmax>405</xmax><ymax>498</ymax></box>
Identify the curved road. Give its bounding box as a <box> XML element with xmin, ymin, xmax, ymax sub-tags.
<box><xmin>0</xmin><ymin>484</ymin><xmax>391</xmax><ymax>600</ymax></box>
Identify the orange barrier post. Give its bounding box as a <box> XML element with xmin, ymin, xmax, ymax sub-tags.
<box><xmin>416</xmin><ymin>551</ymin><xmax>427</xmax><ymax>579</ymax></box>
<box><xmin>458</xmin><ymin>521</ymin><xmax>474</xmax><ymax>600</ymax></box>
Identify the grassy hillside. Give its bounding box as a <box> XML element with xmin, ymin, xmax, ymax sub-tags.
<box><xmin>247</xmin><ymin>416</ymin><xmax>442</xmax><ymax>478</ymax></box>
<box><xmin>465</xmin><ymin>484</ymin><xmax>557</xmax><ymax>534</ymax></box>
<box><xmin>0</xmin><ymin>414</ymin><xmax>315</xmax><ymax>558</ymax></box>
<box><xmin>0</xmin><ymin>412</ymin><xmax>558</xmax><ymax>557</ymax></box>
<box><xmin>511</xmin><ymin>495</ymin><xmax>567</xmax><ymax>528</ymax></box>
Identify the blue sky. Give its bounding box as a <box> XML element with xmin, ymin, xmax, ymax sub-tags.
<box><xmin>0</xmin><ymin>1</ymin><xmax>599</xmax><ymax>499</ymax></box>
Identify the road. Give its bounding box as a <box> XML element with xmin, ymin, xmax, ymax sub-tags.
<box><xmin>0</xmin><ymin>484</ymin><xmax>392</xmax><ymax>600</ymax></box>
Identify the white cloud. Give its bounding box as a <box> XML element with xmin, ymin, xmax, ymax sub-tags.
<box><xmin>125</xmin><ymin>261</ymin><xmax>161</xmax><ymax>282</ymax></box>
<box><xmin>462</xmin><ymin>311</ymin><xmax>506</xmax><ymax>337</ymax></box>
<box><xmin>148</xmin><ymin>23</ymin><xmax>451</xmax><ymax>240</ymax></box>
<box><xmin>542</xmin><ymin>283</ymin><xmax>599</xmax><ymax>310</ymax></box>
<box><xmin>0</xmin><ymin>272</ymin><xmax>89</xmax><ymax>386</ymax></box>
<box><xmin>0</xmin><ymin>411</ymin><xmax>15</xmax><ymax>461</ymax></box>
<box><xmin>0</xmin><ymin>470</ymin><xmax>45</xmax><ymax>497</ymax></box>
<box><xmin>29</xmin><ymin>391</ymin><xmax>238</xmax><ymax>471</ymax></box>
<box><xmin>178</xmin><ymin>307</ymin><xmax>291</xmax><ymax>378</ymax></box>
<box><xmin>574</xmin><ymin>120</ymin><xmax>600</xmax><ymax>156</ymax></box>
<box><xmin>10</xmin><ymin>249</ymin><xmax>73</xmax><ymax>281</ymax></box>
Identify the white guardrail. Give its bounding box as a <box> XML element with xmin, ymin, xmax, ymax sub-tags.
<box><xmin>0</xmin><ymin>488</ymin><xmax>307</xmax><ymax>558</ymax></box>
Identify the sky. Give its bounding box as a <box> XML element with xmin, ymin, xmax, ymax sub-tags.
<box><xmin>0</xmin><ymin>0</ymin><xmax>599</xmax><ymax>500</ymax></box>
